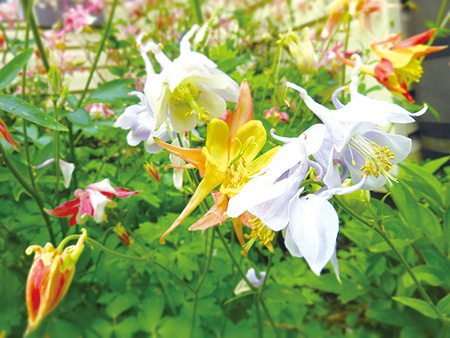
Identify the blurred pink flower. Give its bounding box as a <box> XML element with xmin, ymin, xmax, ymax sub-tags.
<box><xmin>0</xmin><ymin>0</ymin><xmax>20</xmax><ymax>28</ymax></box>
<box><xmin>85</xmin><ymin>103</ymin><xmax>114</xmax><ymax>118</ymax></box>
<box><xmin>63</xmin><ymin>4</ymin><xmax>96</xmax><ymax>33</ymax></box>
<box><xmin>263</xmin><ymin>106</ymin><xmax>289</xmax><ymax>123</ymax></box>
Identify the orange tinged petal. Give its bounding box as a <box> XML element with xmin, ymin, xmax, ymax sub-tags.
<box><xmin>154</xmin><ymin>137</ymin><xmax>206</xmax><ymax>177</ymax></box>
<box><xmin>189</xmin><ymin>191</ymin><xmax>229</xmax><ymax>231</ymax></box>
<box><xmin>396</xmin><ymin>29</ymin><xmax>435</xmax><ymax>48</ymax></box>
<box><xmin>0</xmin><ymin>117</ymin><xmax>19</xmax><ymax>150</ymax></box>
<box><xmin>225</xmin><ymin>80</ymin><xmax>254</xmax><ymax>144</ymax></box>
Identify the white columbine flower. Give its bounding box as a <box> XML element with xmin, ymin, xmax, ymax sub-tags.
<box><xmin>114</xmin><ymin>91</ymin><xmax>173</xmax><ymax>153</ymax></box>
<box><xmin>234</xmin><ymin>268</ymin><xmax>266</xmax><ymax>295</ymax></box>
<box><xmin>139</xmin><ymin>25</ymin><xmax>240</xmax><ymax>133</ymax></box>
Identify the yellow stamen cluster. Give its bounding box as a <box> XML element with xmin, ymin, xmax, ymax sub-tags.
<box><xmin>221</xmin><ymin>160</ymin><xmax>250</xmax><ymax>198</ymax></box>
<box><xmin>170</xmin><ymin>84</ymin><xmax>210</xmax><ymax>122</ymax></box>
<box><xmin>396</xmin><ymin>58</ymin><xmax>423</xmax><ymax>83</ymax></box>
<box><xmin>348</xmin><ymin>136</ymin><xmax>397</xmax><ymax>184</ymax></box>
<box><xmin>244</xmin><ymin>218</ymin><xmax>275</xmax><ymax>254</ymax></box>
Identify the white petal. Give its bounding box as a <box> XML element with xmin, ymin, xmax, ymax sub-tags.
<box><xmin>87</xmin><ymin>178</ymin><xmax>117</xmax><ymax>195</ymax></box>
<box><xmin>283</xmin><ymin>226</ymin><xmax>303</xmax><ymax>258</ymax></box>
<box><xmin>59</xmin><ymin>160</ymin><xmax>75</xmax><ymax>188</ymax></box>
<box><xmin>87</xmin><ymin>189</ymin><xmax>111</xmax><ymax>223</ymax></box>
<box><xmin>288</xmin><ymin>194</ymin><xmax>339</xmax><ymax>276</ymax></box>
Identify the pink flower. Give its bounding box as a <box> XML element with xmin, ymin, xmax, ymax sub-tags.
<box><xmin>85</xmin><ymin>103</ymin><xmax>114</xmax><ymax>118</ymax></box>
<box><xmin>45</xmin><ymin>179</ymin><xmax>141</xmax><ymax>226</ymax></box>
<box><xmin>263</xmin><ymin>106</ymin><xmax>289</xmax><ymax>123</ymax></box>
<box><xmin>62</xmin><ymin>4</ymin><xmax>96</xmax><ymax>34</ymax></box>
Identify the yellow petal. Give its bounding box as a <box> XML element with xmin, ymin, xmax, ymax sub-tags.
<box><xmin>204</xmin><ymin>118</ymin><xmax>230</xmax><ymax>170</ymax></box>
<box><xmin>230</xmin><ymin>120</ymin><xmax>267</xmax><ymax>164</ymax></box>
<box><xmin>246</xmin><ymin>146</ymin><xmax>280</xmax><ymax>176</ymax></box>
<box><xmin>372</xmin><ymin>47</ymin><xmax>413</xmax><ymax>68</ymax></box>
<box><xmin>189</xmin><ymin>191</ymin><xmax>229</xmax><ymax>231</ymax></box>
<box><xmin>160</xmin><ymin>168</ymin><xmax>226</xmax><ymax>244</ymax></box>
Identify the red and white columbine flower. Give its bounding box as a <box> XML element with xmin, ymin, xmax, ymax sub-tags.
<box><xmin>45</xmin><ymin>179</ymin><xmax>140</xmax><ymax>226</ymax></box>
<box><xmin>25</xmin><ymin>229</ymin><xmax>87</xmax><ymax>336</ymax></box>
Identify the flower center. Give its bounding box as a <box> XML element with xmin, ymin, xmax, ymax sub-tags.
<box><xmin>396</xmin><ymin>58</ymin><xmax>423</xmax><ymax>83</ymax></box>
<box><xmin>243</xmin><ymin>218</ymin><xmax>275</xmax><ymax>254</ymax></box>
<box><xmin>348</xmin><ymin>135</ymin><xmax>397</xmax><ymax>183</ymax></box>
<box><xmin>220</xmin><ymin>160</ymin><xmax>250</xmax><ymax>198</ymax></box>
<box><xmin>170</xmin><ymin>84</ymin><xmax>210</xmax><ymax>123</ymax></box>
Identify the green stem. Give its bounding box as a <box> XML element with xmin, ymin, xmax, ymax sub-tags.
<box><xmin>340</xmin><ymin>20</ymin><xmax>351</xmax><ymax>101</ymax></box>
<box><xmin>255</xmin><ymin>295</ymin><xmax>263</xmax><ymax>338</ymax></box>
<box><xmin>74</xmin><ymin>0</ymin><xmax>119</xmax><ymax>112</ymax></box>
<box><xmin>191</xmin><ymin>228</ymin><xmax>216</xmax><ymax>338</ymax></box>
<box><xmin>85</xmin><ymin>237</ymin><xmax>195</xmax><ymax>293</ymax></box>
<box><xmin>189</xmin><ymin>0</ymin><xmax>204</xmax><ymax>25</ymax></box>
<box><xmin>0</xmin><ymin>142</ymin><xmax>55</xmax><ymax>243</ymax></box>
<box><xmin>21</xmin><ymin>0</ymin><xmax>37</xmax><ymax>192</ymax></box>
<box><xmin>258</xmin><ymin>43</ymin><xmax>284</xmax><ymax>114</ymax></box>
<box><xmin>67</xmin><ymin>122</ymin><xmax>78</xmax><ymax>188</ymax></box>
<box><xmin>23</xmin><ymin>0</ymin><xmax>50</xmax><ymax>73</ymax></box>
<box><xmin>335</xmin><ymin>196</ymin><xmax>442</xmax><ymax>319</ymax></box>
<box><xmin>52</xmin><ymin>99</ymin><xmax>60</xmax><ymax>204</ymax></box>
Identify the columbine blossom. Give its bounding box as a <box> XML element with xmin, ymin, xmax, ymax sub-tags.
<box><xmin>25</xmin><ymin>229</ymin><xmax>87</xmax><ymax>335</ymax></box>
<box><xmin>45</xmin><ymin>179</ymin><xmax>140</xmax><ymax>226</ymax></box>
<box><xmin>286</xmin><ymin>55</ymin><xmax>427</xmax><ymax>190</ymax></box>
<box><xmin>114</xmin><ymin>91</ymin><xmax>173</xmax><ymax>153</ymax></box>
<box><xmin>234</xmin><ymin>268</ymin><xmax>266</xmax><ymax>295</ymax></box>
<box><xmin>35</xmin><ymin>158</ymin><xmax>75</xmax><ymax>188</ymax></box>
<box><xmin>263</xmin><ymin>106</ymin><xmax>289</xmax><ymax>123</ymax></box>
<box><xmin>336</xmin><ymin>29</ymin><xmax>447</xmax><ymax>102</ymax></box>
<box><xmin>139</xmin><ymin>25</ymin><xmax>240</xmax><ymax>132</ymax></box>
<box><xmin>154</xmin><ymin>81</ymin><xmax>279</xmax><ymax>247</ymax></box>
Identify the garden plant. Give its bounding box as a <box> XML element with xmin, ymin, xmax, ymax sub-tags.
<box><xmin>1</xmin><ymin>0</ymin><xmax>450</xmax><ymax>337</ymax></box>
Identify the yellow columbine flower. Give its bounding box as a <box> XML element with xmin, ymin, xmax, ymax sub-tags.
<box><xmin>155</xmin><ymin>81</ymin><xmax>279</xmax><ymax>248</ymax></box>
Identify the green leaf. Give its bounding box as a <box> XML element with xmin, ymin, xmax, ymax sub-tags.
<box><xmin>402</xmin><ymin>265</ymin><xmax>445</xmax><ymax>288</ymax></box>
<box><xmin>0</xmin><ymin>94</ymin><xmax>68</xmax><ymax>131</ymax></box>
<box><xmin>84</xmin><ymin>78</ymin><xmax>138</xmax><ymax>107</ymax></box>
<box><xmin>263</xmin><ymin>283</ymin><xmax>307</xmax><ymax>303</ymax></box>
<box><xmin>422</xmin><ymin>156</ymin><xmax>450</xmax><ymax>175</ymax></box>
<box><xmin>0</xmin><ymin>48</ymin><xmax>34</xmax><ymax>91</ymax></box>
<box><xmin>399</xmin><ymin>162</ymin><xmax>443</xmax><ymax>207</ymax></box>
<box><xmin>105</xmin><ymin>294</ymin><xmax>138</xmax><ymax>319</ymax></box>
<box><xmin>437</xmin><ymin>294</ymin><xmax>450</xmax><ymax>315</ymax></box>
<box><xmin>393</xmin><ymin>296</ymin><xmax>440</xmax><ymax>319</ymax></box>
<box><xmin>66</xmin><ymin>108</ymin><xmax>93</xmax><ymax>127</ymax></box>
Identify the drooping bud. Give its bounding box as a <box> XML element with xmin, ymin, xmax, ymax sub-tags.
<box><xmin>281</xmin><ymin>28</ymin><xmax>317</xmax><ymax>72</ymax></box>
<box><xmin>25</xmin><ymin>229</ymin><xmax>87</xmax><ymax>336</ymax></box>
<box><xmin>144</xmin><ymin>162</ymin><xmax>161</xmax><ymax>183</ymax></box>
<box><xmin>113</xmin><ymin>223</ymin><xmax>133</xmax><ymax>247</ymax></box>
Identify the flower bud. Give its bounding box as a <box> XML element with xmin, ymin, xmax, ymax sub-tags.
<box><xmin>144</xmin><ymin>162</ymin><xmax>161</xmax><ymax>183</ymax></box>
<box><xmin>281</xmin><ymin>28</ymin><xmax>317</xmax><ymax>72</ymax></box>
<box><xmin>25</xmin><ymin>229</ymin><xmax>87</xmax><ymax>336</ymax></box>
<box><xmin>113</xmin><ymin>223</ymin><xmax>133</xmax><ymax>247</ymax></box>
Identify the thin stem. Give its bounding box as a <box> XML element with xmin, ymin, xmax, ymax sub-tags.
<box><xmin>335</xmin><ymin>196</ymin><xmax>442</xmax><ymax>319</ymax></box>
<box><xmin>85</xmin><ymin>237</ymin><xmax>195</xmax><ymax>294</ymax></box>
<box><xmin>21</xmin><ymin>0</ymin><xmax>36</xmax><ymax>192</ymax></box>
<box><xmin>340</xmin><ymin>20</ymin><xmax>351</xmax><ymax>101</ymax></box>
<box><xmin>191</xmin><ymin>228</ymin><xmax>216</xmax><ymax>338</ymax></box>
<box><xmin>258</xmin><ymin>296</ymin><xmax>279</xmax><ymax>338</ymax></box>
<box><xmin>189</xmin><ymin>0</ymin><xmax>204</xmax><ymax>25</ymax></box>
<box><xmin>258</xmin><ymin>43</ymin><xmax>284</xmax><ymax>114</ymax></box>
<box><xmin>74</xmin><ymin>0</ymin><xmax>119</xmax><ymax>112</ymax></box>
<box><xmin>67</xmin><ymin>123</ymin><xmax>78</xmax><ymax>188</ymax></box>
<box><xmin>0</xmin><ymin>142</ymin><xmax>55</xmax><ymax>243</ymax></box>
<box><xmin>23</xmin><ymin>0</ymin><xmax>50</xmax><ymax>73</ymax></box>
<box><xmin>255</xmin><ymin>295</ymin><xmax>263</xmax><ymax>338</ymax></box>
<box><xmin>52</xmin><ymin>99</ymin><xmax>61</xmax><ymax>204</ymax></box>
